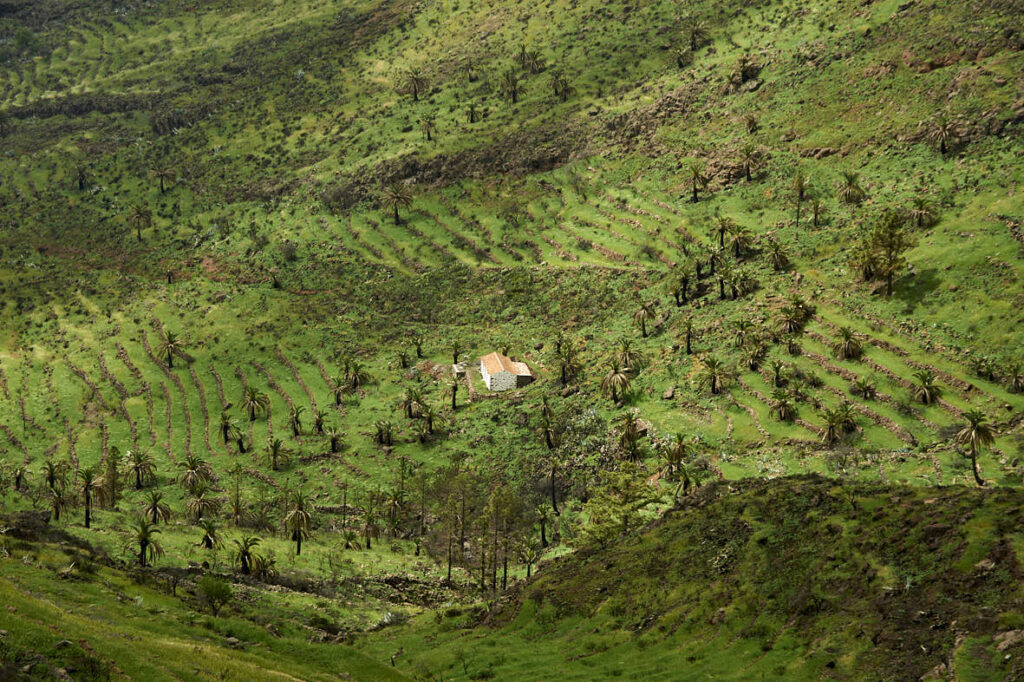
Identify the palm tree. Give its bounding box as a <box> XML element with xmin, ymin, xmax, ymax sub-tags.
<box><xmin>219</xmin><ymin>410</ymin><xmax>238</xmax><ymax>444</ymax></box>
<box><xmin>738</xmin><ymin>143</ymin><xmax>759</xmax><ymax>182</ymax></box>
<box><xmin>662</xmin><ymin>433</ymin><xmax>690</xmax><ymax>481</ymax></box>
<box><xmin>142</xmin><ymin>490</ymin><xmax>172</xmax><ymax>525</ymax></box>
<box><xmin>835</xmin><ymin>402</ymin><xmax>858</xmax><ymax>433</ymax></box>
<box><xmin>852</xmin><ymin>377</ymin><xmax>877</xmax><ymax>400</ymax></box>
<box><xmin>186</xmin><ymin>482</ymin><xmax>220</xmax><ymax>523</ymax></box>
<box><xmin>557</xmin><ymin>343</ymin><xmax>582</xmax><ymax>386</ymax></box>
<box><xmin>670</xmin><ymin>264</ymin><xmax>693</xmax><ymax>306</ymax></box>
<box><xmin>954</xmin><ymin>410</ymin><xmax>994</xmax><ymax>487</ymax></box>
<box><xmin>633</xmin><ymin>302</ymin><xmax>655</xmax><ymax>338</ymax></box>
<box><xmin>403</xmin><ymin>67</ymin><xmax>427</xmax><ymax>101</ymax></box>
<box><xmin>411</xmin><ymin>334</ymin><xmax>425</xmax><ymax>358</ymax></box>
<box><xmin>241</xmin><ymin>387</ymin><xmax>269</xmax><ymax>421</ymax></box>
<box><xmin>466</xmin><ymin>102</ymin><xmax>480</xmax><ymax>123</ymax></box>
<box><xmin>331</xmin><ymin>376</ymin><xmax>348</xmax><ymax>405</ymax></box>
<box><xmin>288</xmin><ymin>405</ymin><xmax>305</xmax><ymax>436</ymax></box>
<box><xmin>712</xmin><ymin>215</ymin><xmax>735</xmax><ymax>249</ymax></box>
<box><xmin>767</xmin><ymin>358</ymin><xmax>788</xmax><ymax>388</ymax></box>
<box><xmin>420</xmin><ymin>116</ymin><xmax>437</xmax><ymax>142</ymax></box>
<box><xmin>264</xmin><ymin>438</ymin><xmax>291</xmax><ymax>471</ymax></box>
<box><xmin>680</xmin><ymin>14</ymin><xmax>710</xmax><ymax>51</ymax></box>
<box><xmin>41</xmin><ymin>460</ymin><xmax>68</xmax><ymax>491</ymax></box>
<box><xmin>283</xmin><ymin>492</ymin><xmax>313</xmax><ymax>556</ymax></box>
<box><xmin>421</xmin><ymin>404</ymin><xmax>443</xmax><ymax>434</ymax></box>
<box><xmin>179</xmin><ymin>455</ymin><xmax>213</xmax><ymax>492</ymax></box>
<box><xmin>79</xmin><ymin>467</ymin><xmax>101</xmax><ymax>529</ymax></box>
<box><xmin>325</xmin><ymin>425</ymin><xmax>343</xmax><ymax>453</ymax></box>
<box><xmin>312</xmin><ymin>409</ymin><xmax>326</xmax><ymax>435</ymax></box>
<box><xmin>49</xmin><ymin>485</ymin><xmax>69</xmax><ymax>522</ymax></box>
<box><xmin>680</xmin><ymin>318</ymin><xmax>697</xmax><ymax>355</ymax></box>
<box><xmin>838</xmin><ymin>171</ymin><xmax>867</xmax><ymax>205</ymax></box>
<box><xmin>399</xmin><ymin>388</ymin><xmax>425</xmax><ymax>419</ymax></box>
<box><xmin>197</xmin><ymin>519</ymin><xmax>220</xmax><ymax>550</ymax></box>
<box><xmin>911</xmin><ymin>370</ymin><xmax>941</xmax><ymax>405</ymax></box>
<box><xmin>444</xmin><ymin>377</ymin><xmax>460</xmax><ymax>410</ymax></box>
<box><xmin>687</xmin><ymin>160</ymin><xmax>709</xmax><ymax>203</ymax></box>
<box><xmin>601</xmin><ymin>360</ymin><xmax>631</xmax><ymax>403</ymax></box>
<box><xmin>126</xmin><ymin>205</ymin><xmax>152</xmax><ymax>242</ymax></box>
<box><xmin>727</xmin><ymin>223</ymin><xmax>753</xmax><ymax>260</ymax></box>
<box><xmin>776</xmin><ymin>306</ymin><xmax>804</xmax><ymax>335</ymax></box>
<box><xmin>550</xmin><ymin>70</ymin><xmax>572</xmax><ymax>102</ymax></box>
<box><xmin>159</xmin><ymin>330</ymin><xmax>184</xmax><ymax>369</ymax></box>
<box><xmin>131</xmin><ymin>517</ymin><xmax>163</xmax><ymax>567</ymax></box>
<box><xmin>834</xmin><ymin>327</ymin><xmax>863</xmax><ymax>361</ymax></box>
<box><xmin>821</xmin><ymin>409</ymin><xmax>844</xmax><ymax>446</ymax></box>
<box><xmin>451</xmin><ymin>340</ymin><xmax>464</xmax><ymax>365</ymax></box>
<box><xmin>618</xmin><ymin>338</ymin><xmax>646</xmax><ymax>372</ymax></box>
<box><xmin>232</xmin><ymin>536</ymin><xmax>262</xmax><ymax>575</ymax></box>
<box><xmin>382</xmin><ymin>182</ymin><xmax>413</xmax><ymax>225</ymax></box>
<box><xmin>793</xmin><ymin>170</ymin><xmax>809</xmax><ymax>227</ymax></box>
<box><xmin>770</xmin><ymin>389</ymin><xmax>796</xmax><ymax>421</ymax></box>
<box><xmin>927</xmin><ymin>115</ymin><xmax>958</xmax><ymax>155</ymax></box>
<box><xmin>1007</xmin><ymin>361</ymin><xmax>1024</xmax><ymax>394</ymax></box>
<box><xmin>149</xmin><ymin>166</ymin><xmax>176</xmax><ymax>194</ymax></box>
<box><xmin>908</xmin><ymin>196</ymin><xmax>938</xmax><ymax>229</ymax></box>
<box><xmin>348</xmin><ymin>362</ymin><xmax>371</xmax><ymax>389</ymax></box>
<box><xmin>699</xmin><ymin>355</ymin><xmax>731</xmax><ymax>395</ymax></box>
<box><xmin>125</xmin><ymin>449</ymin><xmax>156</xmax><ymax>489</ymax></box>
<box><xmin>810</xmin><ymin>197</ymin><xmax>825</xmax><ymax>227</ymax></box>
<box><xmin>766</xmin><ymin>241</ymin><xmax>788</xmax><ymax>272</ymax></box>
<box><xmin>500</xmin><ymin>68</ymin><xmax>522</xmax><ymax>104</ymax></box>
<box><xmin>373</xmin><ymin>419</ymin><xmax>395</xmax><ymax>447</ymax></box>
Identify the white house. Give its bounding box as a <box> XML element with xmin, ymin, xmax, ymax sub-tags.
<box><xmin>480</xmin><ymin>352</ymin><xmax>533</xmax><ymax>391</ymax></box>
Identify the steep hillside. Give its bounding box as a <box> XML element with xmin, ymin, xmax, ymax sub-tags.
<box><xmin>360</xmin><ymin>475</ymin><xmax>1024</xmax><ymax>680</ymax></box>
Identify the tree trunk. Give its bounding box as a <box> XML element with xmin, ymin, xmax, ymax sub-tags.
<box><xmin>551</xmin><ymin>465</ymin><xmax>559</xmax><ymax>516</ymax></box>
<box><xmin>970</xmin><ymin>450</ymin><xmax>985</xmax><ymax>487</ymax></box>
<box><xmin>139</xmin><ymin>541</ymin><xmax>147</xmax><ymax>567</ymax></box>
<box><xmin>85</xmin><ymin>492</ymin><xmax>91</xmax><ymax>529</ymax></box>
<box><xmin>540</xmin><ymin>517</ymin><xmax>547</xmax><ymax>547</ymax></box>
<box><xmin>446</xmin><ymin>534</ymin><xmax>453</xmax><ymax>582</ymax></box>
<box><xmin>691</xmin><ymin>182</ymin><xmax>698</xmax><ymax>203</ymax></box>
<box><xmin>685</xmin><ymin>332</ymin><xmax>692</xmax><ymax>355</ymax></box>
<box><xmin>296</xmin><ymin>534</ymin><xmax>302</xmax><ymax>556</ymax></box>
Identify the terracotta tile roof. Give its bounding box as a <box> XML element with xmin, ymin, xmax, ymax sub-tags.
<box><xmin>481</xmin><ymin>352</ymin><xmax>530</xmax><ymax>376</ymax></box>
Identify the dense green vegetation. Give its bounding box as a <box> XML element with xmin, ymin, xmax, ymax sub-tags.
<box><xmin>0</xmin><ymin>0</ymin><xmax>1021</xmax><ymax>678</ymax></box>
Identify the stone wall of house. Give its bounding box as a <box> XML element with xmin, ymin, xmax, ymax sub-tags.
<box><xmin>482</xmin><ymin>363</ymin><xmax>518</xmax><ymax>391</ymax></box>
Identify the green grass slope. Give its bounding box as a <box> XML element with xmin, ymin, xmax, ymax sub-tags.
<box><xmin>360</xmin><ymin>475</ymin><xmax>1024</xmax><ymax>681</ymax></box>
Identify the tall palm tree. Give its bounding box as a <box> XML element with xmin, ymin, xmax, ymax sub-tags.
<box><xmin>1007</xmin><ymin>361</ymin><xmax>1024</xmax><ymax>394</ymax></box>
<box><xmin>160</xmin><ymin>330</ymin><xmax>184</xmax><ymax>369</ymax></box>
<box><xmin>232</xmin><ymin>536</ymin><xmax>262</xmax><ymax>575</ymax></box>
<box><xmin>420</xmin><ymin>115</ymin><xmax>437</xmax><ymax>142</ymax></box>
<box><xmin>451</xmin><ymin>340</ymin><xmax>464</xmax><ymax>365</ymax></box>
<box><xmin>444</xmin><ymin>377</ymin><xmax>460</xmax><ymax>410</ymax></box>
<box><xmin>132</xmin><ymin>517</ymin><xmax>163</xmax><ymax>567</ymax></box>
<box><xmin>712</xmin><ymin>215</ymin><xmax>735</xmax><ymax>249</ymax></box>
<box><xmin>197</xmin><ymin>519</ymin><xmax>220</xmax><ymax>550</ymax></box>
<box><xmin>288</xmin><ymin>405</ymin><xmax>305</xmax><ymax>436</ymax></box>
<box><xmin>618</xmin><ymin>339</ymin><xmax>646</xmax><ymax>372</ymax></box>
<box><xmin>126</xmin><ymin>205</ymin><xmax>152</xmax><ymax>242</ymax></box>
<box><xmin>421</xmin><ymin>405</ymin><xmax>443</xmax><ymax>434</ymax></box>
<box><xmin>810</xmin><ymin>197</ymin><xmax>825</xmax><ymax>227</ymax></box>
<box><xmin>41</xmin><ymin>460</ymin><xmax>68</xmax><ymax>491</ymax></box>
<box><xmin>125</xmin><ymin>449</ymin><xmax>156</xmax><ymax>489</ymax></box>
<box><xmin>927</xmin><ymin>115</ymin><xmax>958</xmax><ymax>155</ymax></box>
<box><xmin>241</xmin><ymin>387</ymin><xmax>269</xmax><ymax>421</ymax></box>
<box><xmin>766</xmin><ymin>241</ymin><xmax>789</xmax><ymax>272</ymax></box>
<box><xmin>264</xmin><ymin>438</ymin><xmax>291</xmax><ymax>471</ymax></box>
<box><xmin>403</xmin><ymin>67</ymin><xmax>427</xmax><ymax>101</ymax></box>
<box><xmin>835</xmin><ymin>402</ymin><xmax>857</xmax><ymax>433</ymax></box>
<box><xmin>500</xmin><ymin>68</ymin><xmax>522</xmax><ymax>104</ymax></box>
<box><xmin>838</xmin><ymin>171</ymin><xmax>867</xmax><ymax>205</ymax></box>
<box><xmin>348</xmin><ymin>362</ymin><xmax>371</xmax><ymax>389</ymax></box>
<box><xmin>179</xmin><ymin>454</ymin><xmax>213</xmax><ymax>492</ymax></box>
<box><xmin>283</xmin><ymin>492</ymin><xmax>313</xmax><ymax>556</ymax></box>
<box><xmin>954</xmin><ymin>410</ymin><xmax>994</xmax><ymax>487</ymax></box>
<box><xmin>49</xmin><ymin>485</ymin><xmax>69</xmax><ymax>522</ymax></box>
<box><xmin>149</xmin><ymin>166</ymin><xmax>176</xmax><ymax>194</ymax></box>
<box><xmin>142</xmin><ymin>490</ymin><xmax>172</xmax><ymax>525</ymax></box>
<box><xmin>727</xmin><ymin>223</ymin><xmax>753</xmax><ymax>260</ymax></box>
<box><xmin>908</xmin><ymin>196</ymin><xmax>938</xmax><ymax>229</ymax></box>
<box><xmin>687</xmin><ymin>160</ymin><xmax>709</xmax><ymax>203</ymax></box>
<box><xmin>557</xmin><ymin>342</ymin><xmax>582</xmax><ymax>386</ymax></box>
<box><xmin>680</xmin><ymin>318</ymin><xmax>697</xmax><ymax>355</ymax></box>
<box><xmin>767</xmin><ymin>358</ymin><xmax>789</xmax><ymax>388</ymax></box>
<box><xmin>633</xmin><ymin>302</ymin><xmax>655</xmax><ymax>338</ymax></box>
<box><xmin>550</xmin><ymin>70</ymin><xmax>572</xmax><ymax>102</ymax></box>
<box><xmin>911</xmin><ymin>370</ymin><xmax>941</xmax><ymax>405</ymax></box>
<box><xmin>80</xmin><ymin>468</ymin><xmax>101</xmax><ymax>528</ymax></box>
<box><xmin>312</xmin><ymin>409</ymin><xmax>326</xmax><ymax>435</ymax></box>
<box><xmin>601</xmin><ymin>360</ymin><xmax>631</xmax><ymax>403</ymax></box>
<box><xmin>699</xmin><ymin>355</ymin><xmax>731</xmax><ymax>395</ymax></box>
<box><xmin>738</xmin><ymin>143</ymin><xmax>759</xmax><ymax>182</ymax></box>
<box><xmin>382</xmin><ymin>182</ymin><xmax>413</xmax><ymax>225</ymax></box>
<box><xmin>834</xmin><ymin>327</ymin><xmax>863</xmax><ymax>361</ymax></box>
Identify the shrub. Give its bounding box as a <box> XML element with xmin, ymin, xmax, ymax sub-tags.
<box><xmin>197</xmin><ymin>575</ymin><xmax>232</xmax><ymax>617</ymax></box>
